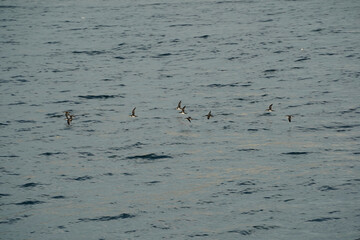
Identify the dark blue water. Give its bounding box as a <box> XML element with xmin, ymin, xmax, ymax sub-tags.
<box><xmin>1</xmin><ymin>0</ymin><xmax>360</xmax><ymax>239</ymax></box>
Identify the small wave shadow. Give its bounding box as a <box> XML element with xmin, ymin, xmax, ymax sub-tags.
<box><xmin>78</xmin><ymin>213</ymin><xmax>135</xmax><ymax>222</ymax></box>
<box><xmin>126</xmin><ymin>153</ymin><xmax>172</xmax><ymax>163</ymax></box>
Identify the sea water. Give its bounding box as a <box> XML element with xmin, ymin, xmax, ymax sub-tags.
<box><xmin>1</xmin><ymin>0</ymin><xmax>359</xmax><ymax>239</ymax></box>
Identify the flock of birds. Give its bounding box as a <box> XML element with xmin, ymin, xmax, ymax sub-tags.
<box><xmin>64</xmin><ymin>101</ymin><xmax>293</xmax><ymax>125</ymax></box>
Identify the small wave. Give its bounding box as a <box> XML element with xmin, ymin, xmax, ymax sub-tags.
<box><xmin>253</xmin><ymin>225</ymin><xmax>279</xmax><ymax>230</ymax></box>
<box><xmin>45</xmin><ymin>41</ymin><xmax>61</xmax><ymax>44</ymax></box>
<box><xmin>0</xmin><ymin>155</ymin><xmax>18</xmax><ymax>158</ymax></box>
<box><xmin>52</xmin><ymin>68</ymin><xmax>79</xmax><ymax>73</ymax></box>
<box><xmin>296</xmin><ymin>127</ymin><xmax>321</xmax><ymax>132</ymax></box>
<box><xmin>169</xmin><ymin>23</ymin><xmax>193</xmax><ymax>27</ymax></box>
<box><xmin>151</xmin><ymin>221</ymin><xmax>171</xmax><ymax>230</ymax></box>
<box><xmin>72</xmin><ymin>50</ymin><xmax>106</xmax><ymax>55</ymax></box>
<box><xmin>263</xmin><ymin>69</ymin><xmax>278</xmax><ymax>73</ymax></box>
<box><xmin>68</xmin><ymin>175</ymin><xmax>93</xmax><ymax>181</ymax></box>
<box><xmin>259</xmin><ymin>112</ymin><xmax>272</xmax><ymax>116</ymax></box>
<box><xmin>227</xmin><ymin>56</ymin><xmax>241</xmax><ymax>60</ymax></box>
<box><xmin>0</xmin><ymin>215</ymin><xmax>30</xmax><ymax>224</ymax></box>
<box><xmin>295</xmin><ymin>56</ymin><xmax>310</xmax><ymax>62</ymax></box>
<box><xmin>304</xmin><ymin>101</ymin><xmax>329</xmax><ymax>106</ymax></box>
<box><xmin>51</xmin><ymin>100</ymin><xmax>72</xmax><ymax>104</ymax></box>
<box><xmin>109</xmin><ymin>142</ymin><xmax>146</xmax><ymax>151</ymax></box>
<box><xmin>258</xmin><ymin>19</ymin><xmax>273</xmax><ymax>22</ymax></box>
<box><xmin>78</xmin><ymin>152</ymin><xmax>95</xmax><ymax>157</ymax></box>
<box><xmin>78</xmin><ymin>94</ymin><xmax>124</xmax><ymax>99</ymax></box>
<box><xmin>93</xmin><ymin>25</ymin><xmax>115</xmax><ymax>29</ymax></box>
<box><xmin>292</xmin><ymin>66</ymin><xmax>304</xmax><ymax>69</ymax></box>
<box><xmin>282</xmin><ymin>152</ymin><xmax>311</xmax><ymax>155</ymax></box>
<box><xmin>0</xmin><ymin>193</ymin><xmax>11</xmax><ymax>198</ymax></box>
<box><xmin>15</xmin><ymin>120</ymin><xmax>36</xmax><ymax>123</ymax></box>
<box><xmin>228</xmin><ymin>229</ymin><xmax>253</xmax><ymax>235</ymax></box>
<box><xmin>126</xmin><ymin>153</ymin><xmax>172</xmax><ymax>161</ymax></box>
<box><xmin>318</xmin><ymin>185</ymin><xmax>338</xmax><ymax>191</ymax></box>
<box><xmin>19</xmin><ymin>182</ymin><xmax>41</xmax><ymax>188</ymax></box>
<box><xmin>144</xmin><ymin>181</ymin><xmax>161</xmax><ymax>185</ymax></box>
<box><xmin>0</xmin><ymin>6</ymin><xmax>18</xmax><ymax>8</ymax></box>
<box><xmin>227</xmin><ymin>224</ymin><xmax>279</xmax><ymax>236</ymax></box>
<box><xmin>323</xmin><ymin>123</ymin><xmax>360</xmax><ymax>132</ymax></box>
<box><xmin>122</xmin><ymin>172</ymin><xmax>135</xmax><ymax>176</ymax></box>
<box><xmin>15</xmin><ymin>200</ymin><xmax>45</xmax><ymax>205</ymax></box>
<box><xmin>241</xmin><ymin>209</ymin><xmax>263</xmax><ymax>215</ymax></box>
<box><xmin>340</xmin><ymin>107</ymin><xmax>359</xmax><ymax>114</ymax></box>
<box><xmin>206</xmin><ymin>83</ymin><xmax>239</xmax><ymax>88</ymax></box>
<box><xmin>51</xmin><ymin>195</ymin><xmax>66</xmax><ymax>199</ymax></box>
<box><xmin>152</xmin><ymin>53</ymin><xmax>172</xmax><ymax>58</ymax></box>
<box><xmin>46</xmin><ymin>112</ymin><xmax>64</xmax><ymax>118</ymax></box>
<box><xmin>311</xmin><ymin>28</ymin><xmax>325</xmax><ymax>32</ymax></box>
<box><xmin>68</xmin><ymin>27</ymin><xmax>88</xmax><ymax>31</ymax></box>
<box><xmin>194</xmin><ymin>34</ymin><xmax>209</xmax><ymax>39</ymax></box>
<box><xmin>306</xmin><ymin>217</ymin><xmax>340</xmax><ymax>222</ymax></box>
<box><xmin>239</xmin><ymin>188</ymin><xmax>259</xmax><ymax>195</ymax></box>
<box><xmin>39</xmin><ymin>152</ymin><xmax>66</xmax><ymax>156</ymax></box>
<box><xmin>247</xmin><ymin>129</ymin><xmax>258</xmax><ymax>132</ymax></box>
<box><xmin>237</xmin><ymin>181</ymin><xmax>256</xmax><ymax>186</ymax></box>
<box><xmin>319</xmin><ymin>52</ymin><xmax>337</xmax><ymax>56</ymax></box>
<box><xmin>237</xmin><ymin>149</ymin><xmax>259</xmax><ymax>152</ymax></box>
<box><xmin>78</xmin><ymin>213</ymin><xmax>135</xmax><ymax>222</ymax></box>
<box><xmin>16</xmin><ymin>128</ymin><xmax>31</xmax><ymax>132</ymax></box>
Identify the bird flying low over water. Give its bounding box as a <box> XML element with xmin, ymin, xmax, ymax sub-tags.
<box><xmin>205</xmin><ymin>111</ymin><xmax>213</xmax><ymax>119</ymax></box>
<box><xmin>130</xmin><ymin>107</ymin><xmax>137</xmax><ymax>117</ymax></box>
<box><xmin>266</xmin><ymin>104</ymin><xmax>274</xmax><ymax>112</ymax></box>
<box><xmin>180</xmin><ymin>106</ymin><xmax>187</xmax><ymax>114</ymax></box>
<box><xmin>64</xmin><ymin>111</ymin><xmax>71</xmax><ymax>119</ymax></box>
<box><xmin>186</xmin><ymin>117</ymin><xmax>192</xmax><ymax>122</ymax></box>
<box><xmin>286</xmin><ymin>115</ymin><xmax>293</xmax><ymax>122</ymax></box>
<box><xmin>66</xmin><ymin>115</ymin><xmax>73</xmax><ymax>125</ymax></box>
<box><xmin>176</xmin><ymin>101</ymin><xmax>182</xmax><ymax>110</ymax></box>
<box><xmin>64</xmin><ymin>111</ymin><xmax>74</xmax><ymax>125</ymax></box>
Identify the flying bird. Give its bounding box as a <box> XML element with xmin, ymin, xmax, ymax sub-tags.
<box><xmin>64</xmin><ymin>111</ymin><xmax>71</xmax><ymax>119</ymax></box>
<box><xmin>286</xmin><ymin>115</ymin><xmax>293</xmax><ymax>122</ymax></box>
<box><xmin>66</xmin><ymin>115</ymin><xmax>73</xmax><ymax>125</ymax></box>
<box><xmin>180</xmin><ymin>106</ymin><xmax>187</xmax><ymax>114</ymax></box>
<box><xmin>205</xmin><ymin>111</ymin><xmax>213</xmax><ymax>119</ymax></box>
<box><xmin>266</xmin><ymin>104</ymin><xmax>274</xmax><ymax>112</ymax></box>
<box><xmin>130</xmin><ymin>107</ymin><xmax>137</xmax><ymax>117</ymax></box>
<box><xmin>186</xmin><ymin>117</ymin><xmax>192</xmax><ymax>122</ymax></box>
<box><xmin>176</xmin><ymin>101</ymin><xmax>182</xmax><ymax>110</ymax></box>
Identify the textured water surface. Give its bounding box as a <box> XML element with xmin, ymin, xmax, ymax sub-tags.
<box><xmin>1</xmin><ymin>0</ymin><xmax>360</xmax><ymax>239</ymax></box>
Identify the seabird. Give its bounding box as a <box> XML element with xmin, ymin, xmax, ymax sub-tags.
<box><xmin>180</xmin><ymin>106</ymin><xmax>187</xmax><ymax>114</ymax></box>
<box><xmin>205</xmin><ymin>111</ymin><xmax>213</xmax><ymax>119</ymax></box>
<box><xmin>266</xmin><ymin>104</ymin><xmax>274</xmax><ymax>112</ymax></box>
<box><xmin>186</xmin><ymin>117</ymin><xmax>192</xmax><ymax>122</ymax></box>
<box><xmin>176</xmin><ymin>101</ymin><xmax>182</xmax><ymax>110</ymax></box>
<box><xmin>67</xmin><ymin>115</ymin><xmax>73</xmax><ymax>125</ymax></box>
<box><xmin>64</xmin><ymin>111</ymin><xmax>71</xmax><ymax>119</ymax></box>
<box><xmin>130</xmin><ymin>107</ymin><xmax>137</xmax><ymax>117</ymax></box>
<box><xmin>286</xmin><ymin>115</ymin><xmax>293</xmax><ymax>122</ymax></box>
